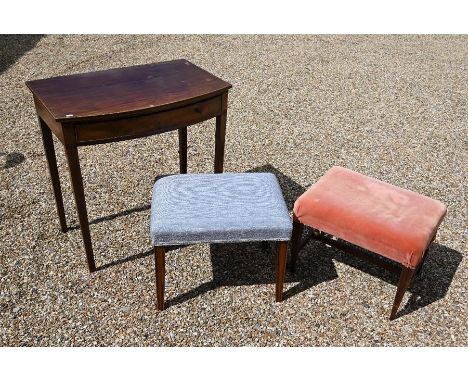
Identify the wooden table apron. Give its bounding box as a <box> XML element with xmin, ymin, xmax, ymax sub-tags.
<box><xmin>32</xmin><ymin>91</ymin><xmax>229</xmax><ymax>272</ymax></box>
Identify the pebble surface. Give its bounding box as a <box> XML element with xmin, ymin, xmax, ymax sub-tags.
<box><xmin>0</xmin><ymin>35</ymin><xmax>467</xmax><ymax>346</ymax></box>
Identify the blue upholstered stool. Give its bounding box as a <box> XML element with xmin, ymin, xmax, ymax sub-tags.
<box><xmin>150</xmin><ymin>173</ymin><xmax>292</xmax><ymax>310</ymax></box>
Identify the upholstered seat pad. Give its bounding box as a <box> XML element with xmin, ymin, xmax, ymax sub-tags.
<box><xmin>293</xmin><ymin>166</ymin><xmax>447</xmax><ymax>267</ymax></box>
<box><xmin>150</xmin><ymin>173</ymin><xmax>292</xmax><ymax>245</ymax></box>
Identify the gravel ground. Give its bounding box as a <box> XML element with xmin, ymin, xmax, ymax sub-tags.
<box><xmin>0</xmin><ymin>35</ymin><xmax>467</xmax><ymax>346</ymax></box>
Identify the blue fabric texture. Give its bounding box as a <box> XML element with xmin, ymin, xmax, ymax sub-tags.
<box><xmin>150</xmin><ymin>173</ymin><xmax>292</xmax><ymax>246</ymax></box>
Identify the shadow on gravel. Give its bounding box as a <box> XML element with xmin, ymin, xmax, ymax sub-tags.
<box><xmin>1</xmin><ymin>151</ymin><xmax>25</xmax><ymax>169</ymax></box>
<box><xmin>68</xmin><ymin>203</ymin><xmax>151</xmax><ymax>231</ymax></box>
<box><xmin>165</xmin><ymin>239</ymin><xmax>339</xmax><ymax>309</ymax></box>
<box><xmin>68</xmin><ymin>175</ymin><xmax>168</xmax><ymax>231</ymax></box>
<box><xmin>302</xmin><ymin>240</ymin><xmax>463</xmax><ymax>319</ymax></box>
<box><xmin>95</xmin><ymin>244</ymin><xmax>190</xmax><ymax>272</ymax></box>
<box><xmin>393</xmin><ymin>243</ymin><xmax>462</xmax><ymax>318</ymax></box>
<box><xmin>96</xmin><ymin>249</ymin><xmax>153</xmax><ymax>272</ymax></box>
<box><xmin>93</xmin><ymin>163</ymin><xmax>462</xmax><ymax>319</ymax></box>
<box><xmin>0</xmin><ymin>35</ymin><xmax>44</xmax><ymax>75</ymax></box>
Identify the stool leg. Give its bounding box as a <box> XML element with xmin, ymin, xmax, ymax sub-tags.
<box><xmin>276</xmin><ymin>241</ymin><xmax>288</xmax><ymax>302</ymax></box>
<box><xmin>390</xmin><ymin>266</ymin><xmax>415</xmax><ymax>320</ymax></box>
<box><xmin>154</xmin><ymin>246</ymin><xmax>166</xmax><ymax>311</ymax></box>
<box><xmin>289</xmin><ymin>217</ymin><xmax>304</xmax><ymax>272</ymax></box>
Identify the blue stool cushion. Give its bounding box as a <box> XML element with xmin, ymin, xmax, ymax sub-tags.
<box><xmin>150</xmin><ymin>173</ymin><xmax>292</xmax><ymax>246</ymax></box>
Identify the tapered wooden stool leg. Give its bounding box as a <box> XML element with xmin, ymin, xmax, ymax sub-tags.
<box><xmin>289</xmin><ymin>217</ymin><xmax>304</xmax><ymax>272</ymax></box>
<box><xmin>154</xmin><ymin>246</ymin><xmax>166</xmax><ymax>311</ymax></box>
<box><xmin>276</xmin><ymin>241</ymin><xmax>288</xmax><ymax>302</ymax></box>
<box><xmin>390</xmin><ymin>266</ymin><xmax>415</xmax><ymax>320</ymax></box>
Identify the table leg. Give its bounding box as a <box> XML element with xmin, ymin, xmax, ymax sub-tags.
<box><xmin>214</xmin><ymin>92</ymin><xmax>228</xmax><ymax>173</ymax></box>
<box><xmin>214</xmin><ymin>109</ymin><xmax>227</xmax><ymax>173</ymax></box>
<box><xmin>64</xmin><ymin>145</ymin><xmax>96</xmax><ymax>272</ymax></box>
<box><xmin>178</xmin><ymin>127</ymin><xmax>187</xmax><ymax>174</ymax></box>
<box><xmin>39</xmin><ymin>118</ymin><xmax>67</xmax><ymax>233</ymax></box>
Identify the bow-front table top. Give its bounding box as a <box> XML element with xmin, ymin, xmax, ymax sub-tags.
<box><xmin>26</xmin><ymin>59</ymin><xmax>232</xmax><ymax>123</ymax></box>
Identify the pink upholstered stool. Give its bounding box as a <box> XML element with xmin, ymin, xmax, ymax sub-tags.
<box><xmin>291</xmin><ymin>166</ymin><xmax>447</xmax><ymax>319</ymax></box>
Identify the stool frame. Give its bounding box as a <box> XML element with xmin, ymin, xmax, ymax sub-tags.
<box><xmin>154</xmin><ymin>240</ymin><xmax>289</xmax><ymax>311</ymax></box>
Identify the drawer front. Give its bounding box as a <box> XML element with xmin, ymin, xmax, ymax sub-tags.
<box><xmin>75</xmin><ymin>96</ymin><xmax>221</xmax><ymax>144</ymax></box>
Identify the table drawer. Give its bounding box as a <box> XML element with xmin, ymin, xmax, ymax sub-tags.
<box><xmin>74</xmin><ymin>96</ymin><xmax>222</xmax><ymax>144</ymax></box>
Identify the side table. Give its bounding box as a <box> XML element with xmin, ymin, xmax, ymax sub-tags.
<box><xmin>26</xmin><ymin>59</ymin><xmax>232</xmax><ymax>272</ymax></box>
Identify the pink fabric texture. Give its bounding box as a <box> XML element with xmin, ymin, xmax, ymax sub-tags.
<box><xmin>293</xmin><ymin>166</ymin><xmax>447</xmax><ymax>268</ymax></box>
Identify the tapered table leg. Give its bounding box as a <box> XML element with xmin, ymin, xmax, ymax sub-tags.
<box><xmin>214</xmin><ymin>93</ymin><xmax>228</xmax><ymax>173</ymax></box>
<box><xmin>178</xmin><ymin>127</ymin><xmax>187</xmax><ymax>174</ymax></box>
<box><xmin>64</xmin><ymin>145</ymin><xmax>96</xmax><ymax>272</ymax></box>
<box><xmin>39</xmin><ymin>118</ymin><xmax>67</xmax><ymax>233</ymax></box>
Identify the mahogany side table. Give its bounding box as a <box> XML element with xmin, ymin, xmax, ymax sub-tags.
<box><xmin>26</xmin><ymin>59</ymin><xmax>232</xmax><ymax>272</ymax></box>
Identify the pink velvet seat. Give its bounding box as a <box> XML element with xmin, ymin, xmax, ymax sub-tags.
<box><xmin>293</xmin><ymin>166</ymin><xmax>447</xmax><ymax>268</ymax></box>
